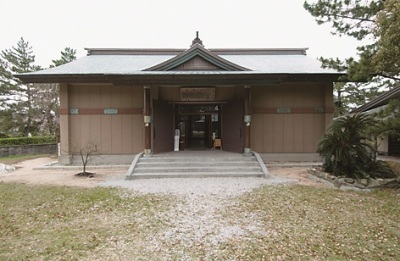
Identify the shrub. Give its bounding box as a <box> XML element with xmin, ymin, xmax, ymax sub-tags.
<box><xmin>317</xmin><ymin>114</ymin><xmax>395</xmax><ymax>179</ymax></box>
<box><xmin>0</xmin><ymin>136</ymin><xmax>57</xmax><ymax>147</ymax></box>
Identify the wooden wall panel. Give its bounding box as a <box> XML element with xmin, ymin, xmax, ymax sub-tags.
<box><xmin>121</xmin><ymin>86</ymin><xmax>132</xmax><ymax>107</ymax></box>
<box><xmin>59</xmin><ymin>84</ymin><xmax>68</xmax><ymax>108</ymax></box>
<box><xmin>69</xmin><ymin>117</ymin><xmax>81</xmax><ymax>150</ymax></box>
<box><xmin>132</xmin><ymin>87</ymin><xmax>144</xmax><ymax>106</ymax></box>
<box><xmin>303</xmin><ymin>115</ymin><xmax>315</xmax><ymax>152</ymax></box>
<box><xmin>111</xmin><ymin>85</ymin><xmax>122</xmax><ymax>107</ymax></box>
<box><xmin>251</xmin><ymin>83</ymin><xmax>332</xmax><ymax>153</ymax></box>
<box><xmin>264</xmin><ymin>87</ymin><xmax>275</xmax><ymax>106</ymax></box>
<box><xmin>101</xmin><ymin>115</ymin><xmax>112</xmax><ymax>153</ymax></box>
<box><xmin>273</xmin><ymin>114</ymin><xmax>284</xmax><ymax>152</ymax></box>
<box><xmin>293</xmin><ymin>115</ymin><xmax>304</xmax><ymax>152</ymax></box>
<box><xmin>251</xmin><ymin>87</ymin><xmax>263</xmax><ymax>107</ymax></box>
<box><xmin>64</xmin><ymin>84</ymin><xmax>144</xmax><ymax>155</ymax></box>
<box><xmin>89</xmin><ymin>85</ymin><xmax>101</xmax><ymax>108</ymax></box>
<box><xmin>64</xmin><ymin>83</ymin><xmax>332</xmax><ymax>155</ymax></box>
<box><xmin>314</xmin><ymin>114</ymin><xmax>325</xmax><ymax>147</ymax></box>
<box><xmin>79</xmin><ymin>87</ymin><xmax>91</xmax><ymax>106</ymax></box>
<box><xmin>59</xmin><ymin>84</ymin><xmax>69</xmax><ymax>155</ymax></box>
<box><xmin>283</xmin><ymin>86</ymin><xmax>294</xmax><ymax>108</ymax></box>
<box><xmin>301</xmin><ymin>85</ymin><xmax>321</xmax><ymax>107</ymax></box>
<box><xmin>90</xmin><ymin>115</ymin><xmax>102</xmax><ymax>147</ymax></box>
<box><xmin>100</xmin><ymin>85</ymin><xmax>112</xmax><ymax>108</ymax></box>
<box><xmin>263</xmin><ymin>114</ymin><xmax>274</xmax><ymax>152</ymax></box>
<box><xmin>111</xmin><ymin>116</ymin><xmax>123</xmax><ymax>154</ymax></box>
<box><xmin>273</xmin><ymin>87</ymin><xmax>284</xmax><ymax>107</ymax></box>
<box><xmin>121</xmin><ymin>115</ymin><xmax>134</xmax><ymax>154</ymax></box>
<box><xmin>283</xmin><ymin>114</ymin><xmax>294</xmax><ymax>152</ymax></box>
<box><xmin>59</xmin><ymin>115</ymin><xmax>69</xmax><ymax>155</ymax></box>
<box><xmin>159</xmin><ymin>87</ymin><xmax>180</xmax><ymax>101</ymax></box>
<box><xmin>69</xmin><ymin>87</ymin><xmax>80</xmax><ymax>108</ymax></box>
<box><xmin>251</xmin><ymin>115</ymin><xmax>264</xmax><ymax>152</ymax></box>
<box><xmin>80</xmin><ymin>115</ymin><xmax>91</xmax><ymax>146</ymax></box>
<box><xmin>291</xmin><ymin>87</ymin><xmax>304</xmax><ymax>107</ymax></box>
<box><xmin>132</xmin><ymin>115</ymin><xmax>144</xmax><ymax>152</ymax></box>
<box><xmin>216</xmin><ymin>87</ymin><xmax>236</xmax><ymax>100</ymax></box>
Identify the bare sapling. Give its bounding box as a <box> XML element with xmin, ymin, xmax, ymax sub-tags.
<box><xmin>72</xmin><ymin>142</ymin><xmax>98</xmax><ymax>177</ymax></box>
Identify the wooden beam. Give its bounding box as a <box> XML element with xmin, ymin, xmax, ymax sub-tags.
<box><xmin>244</xmin><ymin>85</ymin><xmax>251</xmax><ymax>154</ymax></box>
<box><xmin>144</xmin><ymin>86</ymin><xmax>152</xmax><ymax>155</ymax></box>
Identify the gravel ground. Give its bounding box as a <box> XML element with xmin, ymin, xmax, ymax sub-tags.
<box><xmin>100</xmin><ymin>176</ymin><xmax>304</xmax><ymax>258</ymax></box>
<box><xmin>99</xmin><ymin>175</ymin><xmax>297</xmax><ymax>196</ymax></box>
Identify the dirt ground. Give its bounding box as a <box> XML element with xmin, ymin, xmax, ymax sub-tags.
<box><xmin>0</xmin><ymin>157</ymin><xmax>322</xmax><ymax>187</ymax></box>
<box><xmin>267</xmin><ymin>166</ymin><xmax>324</xmax><ymax>186</ymax></box>
<box><xmin>0</xmin><ymin>157</ymin><xmax>128</xmax><ymax>188</ymax></box>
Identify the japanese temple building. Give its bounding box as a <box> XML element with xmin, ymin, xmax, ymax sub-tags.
<box><xmin>17</xmin><ymin>35</ymin><xmax>344</xmax><ymax>164</ymax></box>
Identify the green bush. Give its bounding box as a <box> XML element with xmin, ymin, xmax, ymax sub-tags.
<box><xmin>0</xmin><ymin>136</ymin><xmax>57</xmax><ymax>147</ymax></box>
<box><xmin>317</xmin><ymin>114</ymin><xmax>396</xmax><ymax>179</ymax></box>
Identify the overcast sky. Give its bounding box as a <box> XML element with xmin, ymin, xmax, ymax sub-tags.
<box><xmin>1</xmin><ymin>0</ymin><xmax>364</xmax><ymax>67</ymax></box>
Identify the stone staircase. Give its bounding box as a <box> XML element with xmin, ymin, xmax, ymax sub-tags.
<box><xmin>125</xmin><ymin>151</ymin><xmax>269</xmax><ymax>179</ymax></box>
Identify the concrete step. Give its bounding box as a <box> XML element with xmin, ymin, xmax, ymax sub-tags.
<box><xmin>128</xmin><ymin>172</ymin><xmax>265</xmax><ymax>179</ymax></box>
<box><xmin>133</xmin><ymin>166</ymin><xmax>262</xmax><ymax>173</ymax></box>
<box><xmin>125</xmin><ymin>152</ymin><xmax>269</xmax><ymax>179</ymax></box>
<box><xmin>139</xmin><ymin>157</ymin><xmax>257</xmax><ymax>162</ymax></box>
<box><xmin>136</xmin><ymin>161</ymin><xmax>259</xmax><ymax>168</ymax></box>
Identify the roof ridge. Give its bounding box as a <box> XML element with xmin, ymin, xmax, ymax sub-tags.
<box><xmin>84</xmin><ymin>47</ymin><xmax>308</xmax><ymax>56</ymax></box>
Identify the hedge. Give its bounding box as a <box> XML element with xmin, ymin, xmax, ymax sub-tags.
<box><xmin>0</xmin><ymin>136</ymin><xmax>57</xmax><ymax>147</ymax></box>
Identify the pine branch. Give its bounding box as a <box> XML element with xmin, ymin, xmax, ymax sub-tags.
<box><xmin>375</xmin><ymin>73</ymin><xmax>400</xmax><ymax>81</ymax></box>
<box><xmin>333</xmin><ymin>13</ymin><xmax>376</xmax><ymax>23</ymax></box>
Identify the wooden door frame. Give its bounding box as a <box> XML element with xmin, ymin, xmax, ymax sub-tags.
<box><xmin>152</xmin><ymin>100</ymin><xmax>174</xmax><ymax>154</ymax></box>
<box><xmin>221</xmin><ymin>99</ymin><xmax>244</xmax><ymax>153</ymax></box>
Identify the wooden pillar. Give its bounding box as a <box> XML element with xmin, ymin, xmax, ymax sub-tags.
<box><xmin>244</xmin><ymin>85</ymin><xmax>252</xmax><ymax>155</ymax></box>
<box><xmin>144</xmin><ymin>86</ymin><xmax>152</xmax><ymax>156</ymax></box>
<box><xmin>324</xmin><ymin>83</ymin><xmax>334</xmax><ymax>130</ymax></box>
<box><xmin>59</xmin><ymin>83</ymin><xmax>71</xmax><ymax>164</ymax></box>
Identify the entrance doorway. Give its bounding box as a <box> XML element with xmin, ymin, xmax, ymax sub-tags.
<box><xmin>175</xmin><ymin>104</ymin><xmax>221</xmax><ymax>150</ymax></box>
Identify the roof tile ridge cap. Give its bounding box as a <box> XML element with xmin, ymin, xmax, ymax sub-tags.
<box><xmin>210</xmin><ymin>48</ymin><xmax>309</xmax><ymax>55</ymax></box>
<box><xmin>85</xmin><ymin>48</ymin><xmax>185</xmax><ymax>56</ymax></box>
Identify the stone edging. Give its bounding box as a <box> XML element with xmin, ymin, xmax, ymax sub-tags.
<box><xmin>308</xmin><ymin>168</ymin><xmax>400</xmax><ymax>191</ymax></box>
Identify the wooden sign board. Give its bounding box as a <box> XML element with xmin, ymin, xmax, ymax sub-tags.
<box><xmin>180</xmin><ymin>88</ymin><xmax>215</xmax><ymax>101</ymax></box>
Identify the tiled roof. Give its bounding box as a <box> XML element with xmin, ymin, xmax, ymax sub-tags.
<box><xmin>16</xmin><ymin>46</ymin><xmax>344</xmax><ymax>83</ymax></box>
<box><xmin>353</xmin><ymin>86</ymin><xmax>400</xmax><ymax>113</ymax></box>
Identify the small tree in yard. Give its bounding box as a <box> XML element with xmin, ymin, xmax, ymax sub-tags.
<box><xmin>317</xmin><ymin>114</ymin><xmax>395</xmax><ymax>179</ymax></box>
<box><xmin>72</xmin><ymin>142</ymin><xmax>98</xmax><ymax>177</ymax></box>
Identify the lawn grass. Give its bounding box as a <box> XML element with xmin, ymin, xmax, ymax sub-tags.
<box><xmin>0</xmin><ymin>183</ymin><xmax>174</xmax><ymax>260</ymax></box>
<box><xmin>217</xmin><ymin>185</ymin><xmax>400</xmax><ymax>260</ymax></box>
<box><xmin>0</xmin><ymin>154</ymin><xmax>55</xmax><ymax>165</ymax></box>
<box><xmin>0</xmin><ymin>182</ymin><xmax>399</xmax><ymax>260</ymax></box>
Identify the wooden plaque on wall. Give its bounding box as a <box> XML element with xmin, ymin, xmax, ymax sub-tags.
<box><xmin>180</xmin><ymin>88</ymin><xmax>215</xmax><ymax>101</ymax></box>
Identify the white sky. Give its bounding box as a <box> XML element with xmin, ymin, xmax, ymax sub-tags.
<box><xmin>1</xmin><ymin>0</ymin><xmax>364</xmax><ymax>68</ymax></box>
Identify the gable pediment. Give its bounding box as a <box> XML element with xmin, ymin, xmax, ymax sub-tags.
<box><xmin>172</xmin><ymin>55</ymin><xmax>220</xmax><ymax>71</ymax></box>
<box><xmin>144</xmin><ymin>43</ymin><xmax>249</xmax><ymax>71</ymax></box>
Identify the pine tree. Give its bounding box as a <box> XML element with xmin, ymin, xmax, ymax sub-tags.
<box><xmin>372</xmin><ymin>0</ymin><xmax>400</xmax><ymax>79</ymax></box>
<box><xmin>50</xmin><ymin>47</ymin><xmax>77</xmax><ymax>68</ymax></box>
<box><xmin>0</xmin><ymin>37</ymin><xmax>41</xmax><ymax>135</ymax></box>
<box><xmin>304</xmin><ymin>0</ymin><xmax>400</xmax><ymax>111</ymax></box>
<box><xmin>0</xmin><ymin>39</ymin><xmax>77</xmax><ymax>137</ymax></box>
